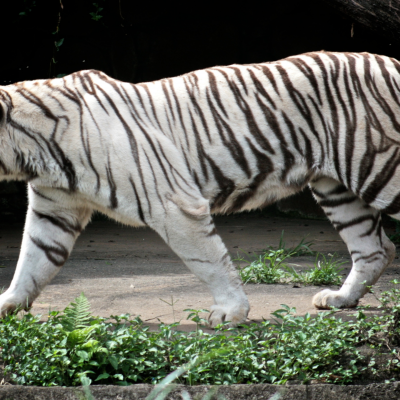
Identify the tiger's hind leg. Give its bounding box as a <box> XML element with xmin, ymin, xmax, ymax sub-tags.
<box><xmin>147</xmin><ymin>199</ymin><xmax>250</xmax><ymax>328</ymax></box>
<box><xmin>309</xmin><ymin>177</ymin><xmax>395</xmax><ymax>309</ymax></box>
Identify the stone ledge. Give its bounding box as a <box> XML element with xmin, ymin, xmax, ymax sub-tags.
<box><xmin>1</xmin><ymin>382</ymin><xmax>400</xmax><ymax>400</ymax></box>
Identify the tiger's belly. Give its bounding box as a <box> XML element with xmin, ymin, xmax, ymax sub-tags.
<box><xmin>206</xmin><ymin>165</ymin><xmax>314</xmax><ymax>215</ymax></box>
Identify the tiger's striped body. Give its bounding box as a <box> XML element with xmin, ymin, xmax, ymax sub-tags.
<box><xmin>0</xmin><ymin>51</ymin><xmax>399</xmax><ymax>326</ymax></box>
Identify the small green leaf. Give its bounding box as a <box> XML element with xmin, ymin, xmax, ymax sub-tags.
<box><xmin>55</xmin><ymin>38</ymin><xmax>64</xmax><ymax>47</ymax></box>
<box><xmin>108</xmin><ymin>355</ymin><xmax>119</xmax><ymax>370</ymax></box>
<box><xmin>76</xmin><ymin>350</ymin><xmax>89</xmax><ymax>361</ymax></box>
<box><xmin>95</xmin><ymin>373</ymin><xmax>110</xmax><ymax>381</ymax></box>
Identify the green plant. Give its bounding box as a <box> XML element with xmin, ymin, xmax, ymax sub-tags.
<box><xmin>357</xmin><ymin>280</ymin><xmax>400</xmax><ymax>347</ymax></box>
<box><xmin>159</xmin><ymin>296</ymin><xmax>180</xmax><ymax>323</ymax></box>
<box><xmin>60</xmin><ymin>292</ymin><xmax>92</xmax><ymax>332</ymax></box>
<box><xmin>76</xmin><ymin>349</ymin><xmax>229</xmax><ymax>400</ymax></box>
<box><xmin>90</xmin><ymin>2</ymin><xmax>104</xmax><ymax>21</ymax></box>
<box><xmin>267</xmin><ymin>230</ymin><xmax>314</xmax><ymax>257</ymax></box>
<box><xmin>49</xmin><ymin>0</ymin><xmax>64</xmax><ymax>76</ymax></box>
<box><xmin>19</xmin><ymin>0</ymin><xmax>36</xmax><ymax>17</ymax></box>
<box><xmin>146</xmin><ymin>353</ymin><xmax>286</xmax><ymax>400</ymax></box>
<box><xmin>183</xmin><ymin>308</ymin><xmax>209</xmax><ymax>335</ymax></box>
<box><xmin>237</xmin><ymin>233</ymin><xmax>344</xmax><ymax>286</ymax></box>
<box><xmin>5</xmin><ymin>286</ymin><xmax>400</xmax><ymax>388</ymax></box>
<box><xmin>0</xmin><ymin>293</ymin><xmax>373</xmax><ymax>387</ymax></box>
<box><xmin>238</xmin><ymin>248</ymin><xmax>290</xmax><ymax>284</ymax></box>
<box><xmin>54</xmin><ymin>37</ymin><xmax>64</xmax><ymax>52</ymax></box>
<box><xmin>347</xmin><ymin>280</ymin><xmax>400</xmax><ymax>377</ymax></box>
<box><xmin>290</xmin><ymin>253</ymin><xmax>345</xmax><ymax>286</ymax></box>
<box><xmin>237</xmin><ymin>231</ymin><xmax>315</xmax><ymax>284</ymax></box>
<box><xmin>145</xmin><ymin>352</ymin><xmax>222</xmax><ymax>400</ymax></box>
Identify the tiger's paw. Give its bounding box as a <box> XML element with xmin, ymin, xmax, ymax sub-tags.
<box><xmin>312</xmin><ymin>289</ymin><xmax>359</xmax><ymax>310</ymax></box>
<box><xmin>208</xmin><ymin>303</ymin><xmax>249</xmax><ymax>328</ymax></box>
<box><xmin>0</xmin><ymin>292</ymin><xmax>31</xmax><ymax>318</ymax></box>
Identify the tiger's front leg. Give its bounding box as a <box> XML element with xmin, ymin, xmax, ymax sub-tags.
<box><xmin>149</xmin><ymin>200</ymin><xmax>250</xmax><ymax>328</ymax></box>
<box><xmin>0</xmin><ymin>185</ymin><xmax>92</xmax><ymax>317</ymax></box>
<box><xmin>310</xmin><ymin>177</ymin><xmax>396</xmax><ymax>309</ymax></box>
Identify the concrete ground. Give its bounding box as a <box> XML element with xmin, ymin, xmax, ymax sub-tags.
<box><xmin>0</xmin><ymin>212</ymin><xmax>399</xmax><ymax>331</ymax></box>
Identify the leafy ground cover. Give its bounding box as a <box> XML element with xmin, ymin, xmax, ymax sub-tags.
<box><xmin>237</xmin><ymin>232</ymin><xmax>345</xmax><ymax>286</ymax></box>
<box><xmin>2</xmin><ymin>283</ymin><xmax>400</xmax><ymax>388</ymax></box>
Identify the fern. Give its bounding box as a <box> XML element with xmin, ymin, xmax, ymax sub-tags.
<box><xmin>60</xmin><ymin>292</ymin><xmax>92</xmax><ymax>332</ymax></box>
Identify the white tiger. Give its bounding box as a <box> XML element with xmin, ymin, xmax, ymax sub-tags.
<box><xmin>0</xmin><ymin>51</ymin><xmax>398</xmax><ymax>327</ymax></box>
